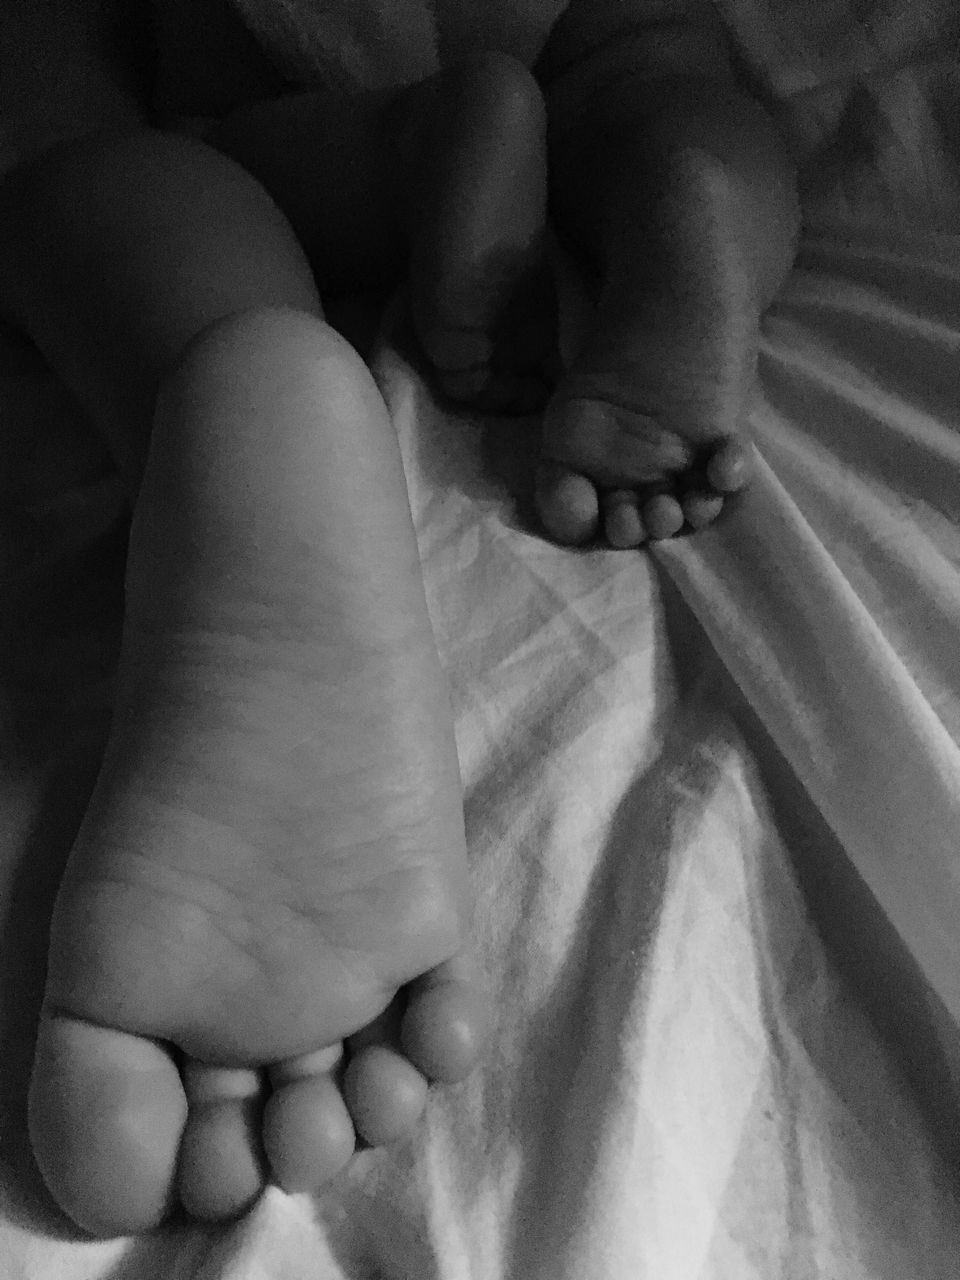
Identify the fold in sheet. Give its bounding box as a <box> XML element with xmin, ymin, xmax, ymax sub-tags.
<box><xmin>660</xmin><ymin>351</ymin><xmax>960</xmax><ymax>1031</ymax></box>
<box><xmin>657</xmin><ymin>225</ymin><xmax>960</xmax><ymax>1028</ymax></box>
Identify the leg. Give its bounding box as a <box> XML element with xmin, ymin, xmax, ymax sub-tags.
<box><xmin>0</xmin><ymin>129</ymin><xmax>321</xmax><ymax>496</ymax></box>
<box><xmin>400</xmin><ymin>55</ymin><xmax>556</xmax><ymax>412</ymax></box>
<box><xmin>2</xmin><ymin>134</ymin><xmax>488</xmax><ymax>1232</ymax></box>
<box><xmin>533</xmin><ymin>10</ymin><xmax>800</xmax><ymax>545</ymax></box>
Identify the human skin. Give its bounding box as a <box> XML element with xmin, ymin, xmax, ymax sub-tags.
<box><xmin>0</xmin><ymin>57</ymin><xmax>539</xmax><ymax>1232</ymax></box>
<box><xmin>202</xmin><ymin>0</ymin><xmax>800</xmax><ymax>544</ymax></box>
<box><xmin>531</xmin><ymin>0</ymin><xmax>800</xmax><ymax>544</ymax></box>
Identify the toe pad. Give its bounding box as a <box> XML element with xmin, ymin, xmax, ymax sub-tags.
<box><xmin>29</xmin><ymin>1016</ymin><xmax>187</xmax><ymax>1236</ymax></box>
<box><xmin>263</xmin><ymin>1075</ymin><xmax>355</xmax><ymax>1193</ymax></box>
<box><xmin>343</xmin><ymin>1045</ymin><xmax>428</xmax><ymax>1146</ymax></box>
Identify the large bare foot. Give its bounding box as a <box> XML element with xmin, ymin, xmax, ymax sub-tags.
<box><xmin>536</xmin><ymin>148</ymin><xmax>756</xmax><ymax>546</ymax></box>
<box><xmin>28</xmin><ymin>307</ymin><xmax>489</xmax><ymax>1235</ymax></box>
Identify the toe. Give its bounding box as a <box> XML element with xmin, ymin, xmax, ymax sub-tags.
<box><xmin>534</xmin><ymin>461</ymin><xmax>599</xmax><ymax>545</ymax></box>
<box><xmin>706</xmin><ymin>438</ymin><xmax>752</xmax><ymax>493</ymax></box>
<box><xmin>681</xmin><ymin>491</ymin><xmax>725</xmax><ymax>530</ymax></box>
<box><xmin>178</xmin><ymin>1063</ymin><xmax>265</xmax><ymax>1221</ymax></box>
<box><xmin>29</xmin><ymin>1014</ymin><xmax>187</xmax><ymax>1236</ymax></box>
<box><xmin>343</xmin><ymin>1045</ymin><xmax>428</xmax><ymax>1146</ymax></box>
<box><xmin>262</xmin><ymin>1073</ymin><xmax>355</xmax><ymax>1193</ymax></box>
<box><xmin>400</xmin><ymin>956</ymin><xmax>492</xmax><ymax>1084</ymax></box>
<box><xmin>602</xmin><ymin>491</ymin><xmax>646</xmax><ymax>549</ymax></box>
<box><xmin>641</xmin><ymin>493</ymin><xmax>685</xmax><ymax>541</ymax></box>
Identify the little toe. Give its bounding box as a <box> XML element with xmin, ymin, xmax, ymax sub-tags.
<box><xmin>641</xmin><ymin>493</ymin><xmax>685</xmax><ymax>541</ymax></box>
<box><xmin>178</xmin><ymin>1062</ymin><xmax>265</xmax><ymax>1221</ymax></box>
<box><xmin>401</xmin><ymin>955</ymin><xmax>492</xmax><ymax>1084</ymax></box>
<box><xmin>28</xmin><ymin>1014</ymin><xmax>187</xmax><ymax>1236</ymax></box>
<box><xmin>602</xmin><ymin>490</ymin><xmax>646</xmax><ymax>549</ymax></box>
<box><xmin>262</xmin><ymin>1071</ymin><xmax>355</xmax><ymax>1194</ymax></box>
<box><xmin>343</xmin><ymin>1045</ymin><xmax>428</xmax><ymax>1146</ymax></box>
<box><xmin>534</xmin><ymin>461</ymin><xmax>599</xmax><ymax>545</ymax></box>
<box><xmin>706</xmin><ymin>438</ymin><xmax>752</xmax><ymax>494</ymax></box>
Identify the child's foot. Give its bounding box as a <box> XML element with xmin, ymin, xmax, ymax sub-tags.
<box><xmin>28</xmin><ymin>307</ymin><xmax>490</xmax><ymax>1236</ymax></box>
<box><xmin>403</xmin><ymin>54</ymin><xmax>556</xmax><ymax>416</ymax></box>
<box><xmin>536</xmin><ymin>149</ymin><xmax>756</xmax><ymax>546</ymax></box>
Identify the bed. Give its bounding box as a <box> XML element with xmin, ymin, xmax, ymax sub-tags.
<box><xmin>3</xmin><ymin>1</ymin><xmax>960</xmax><ymax>1276</ymax></box>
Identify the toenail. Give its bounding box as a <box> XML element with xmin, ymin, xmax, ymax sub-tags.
<box><xmin>269</xmin><ymin>1044</ymin><xmax>344</xmax><ymax>1086</ymax></box>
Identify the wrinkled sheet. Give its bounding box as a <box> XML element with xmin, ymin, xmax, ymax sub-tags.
<box><xmin>5</xmin><ymin>1</ymin><xmax>960</xmax><ymax>1276</ymax></box>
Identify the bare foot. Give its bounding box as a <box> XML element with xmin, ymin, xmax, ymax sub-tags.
<box><xmin>28</xmin><ymin>307</ymin><xmax>490</xmax><ymax>1235</ymax></box>
<box><xmin>403</xmin><ymin>54</ymin><xmax>557</xmax><ymax>416</ymax></box>
<box><xmin>536</xmin><ymin>148</ymin><xmax>756</xmax><ymax>546</ymax></box>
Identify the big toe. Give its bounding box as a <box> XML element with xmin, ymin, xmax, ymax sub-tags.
<box><xmin>29</xmin><ymin>1013</ymin><xmax>187</xmax><ymax>1236</ymax></box>
<box><xmin>344</xmin><ymin>1043</ymin><xmax>429</xmax><ymax>1147</ymax></box>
